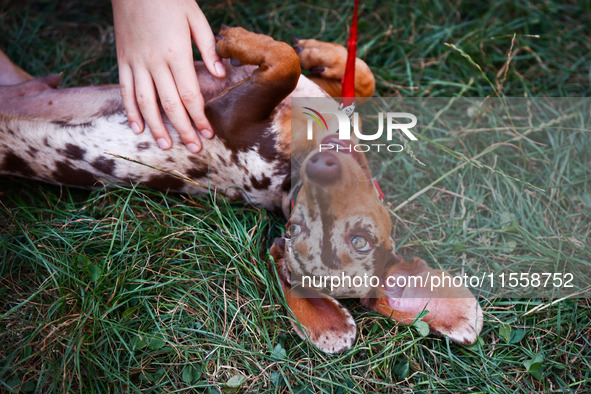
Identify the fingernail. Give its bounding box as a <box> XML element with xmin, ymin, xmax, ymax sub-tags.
<box><xmin>131</xmin><ymin>122</ymin><xmax>141</xmax><ymax>134</ymax></box>
<box><xmin>187</xmin><ymin>142</ymin><xmax>200</xmax><ymax>153</ymax></box>
<box><xmin>214</xmin><ymin>61</ymin><xmax>225</xmax><ymax>77</ymax></box>
<box><xmin>201</xmin><ymin>129</ymin><xmax>213</xmax><ymax>139</ymax></box>
<box><xmin>157</xmin><ymin>138</ymin><xmax>171</xmax><ymax>149</ymax></box>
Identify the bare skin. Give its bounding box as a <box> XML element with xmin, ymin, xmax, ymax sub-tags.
<box><xmin>111</xmin><ymin>0</ymin><xmax>226</xmax><ymax>153</ymax></box>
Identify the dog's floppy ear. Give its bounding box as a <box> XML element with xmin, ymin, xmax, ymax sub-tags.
<box><xmin>363</xmin><ymin>256</ymin><xmax>483</xmax><ymax>345</ymax></box>
<box><xmin>270</xmin><ymin>238</ymin><xmax>356</xmax><ymax>354</ymax></box>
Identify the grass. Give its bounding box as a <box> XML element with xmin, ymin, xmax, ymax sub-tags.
<box><xmin>1</xmin><ymin>0</ymin><xmax>590</xmax><ymax>392</ymax></box>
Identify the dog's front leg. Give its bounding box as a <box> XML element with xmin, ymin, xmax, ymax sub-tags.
<box><xmin>204</xmin><ymin>26</ymin><xmax>301</xmax><ymax>154</ymax></box>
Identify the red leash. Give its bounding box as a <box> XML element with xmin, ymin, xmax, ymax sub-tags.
<box><xmin>340</xmin><ymin>0</ymin><xmax>359</xmax><ymax>110</ymax></box>
<box><xmin>339</xmin><ymin>1</ymin><xmax>384</xmax><ymax>202</ymax></box>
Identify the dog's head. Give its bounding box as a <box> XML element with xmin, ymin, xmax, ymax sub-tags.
<box><xmin>270</xmin><ymin>134</ymin><xmax>483</xmax><ymax>354</ymax></box>
<box><xmin>288</xmin><ymin>135</ymin><xmax>393</xmax><ymax>298</ymax></box>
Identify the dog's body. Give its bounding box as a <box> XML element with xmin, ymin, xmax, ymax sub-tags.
<box><xmin>1</xmin><ymin>27</ymin><xmax>482</xmax><ymax>354</ymax></box>
<box><xmin>0</xmin><ymin>63</ymin><xmax>293</xmax><ymax>214</ymax></box>
<box><xmin>1</xmin><ymin>31</ymin><xmax>324</xmax><ymax>216</ymax></box>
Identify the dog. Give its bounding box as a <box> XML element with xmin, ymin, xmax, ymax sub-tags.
<box><xmin>0</xmin><ymin>26</ymin><xmax>482</xmax><ymax>354</ymax></box>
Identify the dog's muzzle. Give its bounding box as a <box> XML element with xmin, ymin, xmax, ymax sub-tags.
<box><xmin>305</xmin><ymin>151</ymin><xmax>342</xmax><ymax>184</ymax></box>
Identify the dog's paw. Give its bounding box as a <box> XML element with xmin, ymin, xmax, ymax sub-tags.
<box><xmin>214</xmin><ymin>26</ymin><xmax>298</xmax><ymax>74</ymax></box>
<box><xmin>215</xmin><ymin>25</ymin><xmax>247</xmax><ymax>61</ymax></box>
<box><xmin>293</xmin><ymin>38</ymin><xmax>347</xmax><ymax>80</ymax></box>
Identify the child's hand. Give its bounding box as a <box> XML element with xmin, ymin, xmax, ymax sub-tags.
<box><xmin>112</xmin><ymin>0</ymin><xmax>226</xmax><ymax>153</ymax></box>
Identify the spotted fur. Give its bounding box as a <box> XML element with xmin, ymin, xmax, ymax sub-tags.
<box><xmin>0</xmin><ymin>66</ymin><xmax>326</xmax><ymax>216</ymax></box>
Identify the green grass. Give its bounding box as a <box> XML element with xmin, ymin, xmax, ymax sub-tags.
<box><xmin>1</xmin><ymin>0</ymin><xmax>590</xmax><ymax>392</ymax></box>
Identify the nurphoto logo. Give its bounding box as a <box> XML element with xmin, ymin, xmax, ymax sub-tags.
<box><xmin>304</xmin><ymin>106</ymin><xmax>418</xmax><ymax>153</ymax></box>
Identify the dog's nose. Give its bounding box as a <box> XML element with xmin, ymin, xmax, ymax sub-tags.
<box><xmin>305</xmin><ymin>152</ymin><xmax>341</xmax><ymax>183</ymax></box>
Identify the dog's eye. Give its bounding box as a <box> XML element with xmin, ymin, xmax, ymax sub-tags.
<box><xmin>288</xmin><ymin>223</ymin><xmax>301</xmax><ymax>237</ymax></box>
<box><xmin>350</xmin><ymin>235</ymin><xmax>371</xmax><ymax>252</ymax></box>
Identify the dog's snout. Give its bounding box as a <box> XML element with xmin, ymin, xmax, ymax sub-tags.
<box><xmin>305</xmin><ymin>152</ymin><xmax>341</xmax><ymax>183</ymax></box>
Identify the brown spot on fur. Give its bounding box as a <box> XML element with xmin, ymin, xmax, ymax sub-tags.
<box><xmin>317</xmin><ymin>197</ymin><xmax>339</xmax><ymax>269</ymax></box>
<box><xmin>143</xmin><ymin>174</ymin><xmax>185</xmax><ymax>190</ymax></box>
<box><xmin>91</xmin><ymin>157</ymin><xmax>116</xmax><ymax>176</ymax></box>
<box><xmin>53</xmin><ymin>161</ymin><xmax>96</xmax><ymax>187</ymax></box>
<box><xmin>137</xmin><ymin>142</ymin><xmax>150</xmax><ymax>151</ymax></box>
<box><xmin>186</xmin><ymin>157</ymin><xmax>209</xmax><ymax>179</ymax></box>
<box><xmin>277</xmin><ymin>163</ymin><xmax>292</xmax><ymax>192</ymax></box>
<box><xmin>218</xmin><ymin>155</ymin><xmax>228</xmax><ymax>167</ymax></box>
<box><xmin>1</xmin><ymin>152</ymin><xmax>34</xmax><ymax>177</ymax></box>
<box><xmin>187</xmin><ymin>165</ymin><xmax>208</xmax><ymax>180</ymax></box>
<box><xmin>58</xmin><ymin>143</ymin><xmax>86</xmax><ymax>160</ymax></box>
<box><xmin>250</xmin><ymin>174</ymin><xmax>271</xmax><ymax>190</ymax></box>
<box><xmin>51</xmin><ymin>120</ymin><xmax>93</xmax><ymax>129</ymax></box>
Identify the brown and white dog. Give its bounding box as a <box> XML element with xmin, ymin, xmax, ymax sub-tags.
<box><xmin>0</xmin><ymin>27</ymin><xmax>482</xmax><ymax>354</ymax></box>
